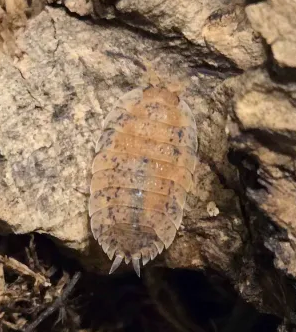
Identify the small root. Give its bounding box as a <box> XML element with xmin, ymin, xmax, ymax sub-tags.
<box><xmin>0</xmin><ymin>254</ymin><xmax>50</xmax><ymax>287</ymax></box>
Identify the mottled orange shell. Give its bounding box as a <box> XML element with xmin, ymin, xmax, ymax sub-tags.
<box><xmin>89</xmin><ymin>87</ymin><xmax>197</xmax><ymax>276</ymax></box>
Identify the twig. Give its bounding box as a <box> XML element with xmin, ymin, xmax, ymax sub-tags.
<box><xmin>0</xmin><ymin>263</ymin><xmax>5</xmax><ymax>294</ymax></box>
<box><xmin>26</xmin><ymin>235</ymin><xmax>46</xmax><ymax>275</ymax></box>
<box><xmin>2</xmin><ymin>319</ymin><xmax>25</xmax><ymax>331</ymax></box>
<box><xmin>0</xmin><ymin>255</ymin><xmax>50</xmax><ymax>287</ymax></box>
<box><xmin>23</xmin><ymin>271</ymin><xmax>81</xmax><ymax>332</ymax></box>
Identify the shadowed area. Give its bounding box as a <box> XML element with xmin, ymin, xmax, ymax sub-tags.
<box><xmin>0</xmin><ymin>233</ymin><xmax>283</xmax><ymax>332</ymax></box>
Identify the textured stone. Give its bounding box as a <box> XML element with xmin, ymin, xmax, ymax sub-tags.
<box><xmin>65</xmin><ymin>0</ymin><xmax>93</xmax><ymax>16</ymax></box>
<box><xmin>221</xmin><ymin>69</ymin><xmax>296</xmax><ymax>278</ymax></box>
<box><xmin>0</xmin><ymin>7</ymin><xmax>241</xmax><ymax>273</ymax></box>
<box><xmin>91</xmin><ymin>0</ymin><xmax>266</xmax><ymax>69</ymax></box>
<box><xmin>246</xmin><ymin>0</ymin><xmax>296</xmax><ymax>68</ymax></box>
<box><xmin>202</xmin><ymin>6</ymin><xmax>266</xmax><ymax>70</ymax></box>
<box><xmin>2</xmin><ymin>0</ymin><xmax>296</xmax><ymax>322</ymax></box>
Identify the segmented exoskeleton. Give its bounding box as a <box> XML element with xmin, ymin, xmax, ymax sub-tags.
<box><xmin>89</xmin><ymin>86</ymin><xmax>197</xmax><ymax>276</ymax></box>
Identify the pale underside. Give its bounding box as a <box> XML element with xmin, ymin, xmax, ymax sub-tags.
<box><xmin>89</xmin><ymin>86</ymin><xmax>197</xmax><ymax>276</ymax></box>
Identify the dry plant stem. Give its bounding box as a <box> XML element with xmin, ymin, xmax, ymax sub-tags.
<box><xmin>27</xmin><ymin>235</ymin><xmax>47</xmax><ymax>276</ymax></box>
<box><xmin>0</xmin><ymin>255</ymin><xmax>49</xmax><ymax>287</ymax></box>
<box><xmin>2</xmin><ymin>319</ymin><xmax>24</xmax><ymax>330</ymax></box>
<box><xmin>23</xmin><ymin>271</ymin><xmax>81</xmax><ymax>332</ymax></box>
<box><xmin>0</xmin><ymin>263</ymin><xmax>4</xmax><ymax>293</ymax></box>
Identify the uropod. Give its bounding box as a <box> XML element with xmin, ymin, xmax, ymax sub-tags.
<box><xmin>89</xmin><ymin>86</ymin><xmax>197</xmax><ymax>276</ymax></box>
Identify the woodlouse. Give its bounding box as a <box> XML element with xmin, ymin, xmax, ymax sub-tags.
<box><xmin>89</xmin><ymin>86</ymin><xmax>197</xmax><ymax>276</ymax></box>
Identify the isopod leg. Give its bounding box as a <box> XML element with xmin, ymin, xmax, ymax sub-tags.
<box><xmin>132</xmin><ymin>257</ymin><xmax>141</xmax><ymax>277</ymax></box>
<box><xmin>106</xmin><ymin>243</ymin><xmax>117</xmax><ymax>260</ymax></box>
<box><xmin>150</xmin><ymin>243</ymin><xmax>159</xmax><ymax>261</ymax></box>
<box><xmin>141</xmin><ymin>247</ymin><xmax>151</xmax><ymax>266</ymax></box>
<box><xmin>109</xmin><ymin>255</ymin><xmax>124</xmax><ymax>275</ymax></box>
<box><xmin>102</xmin><ymin>241</ymin><xmax>110</xmax><ymax>254</ymax></box>
<box><xmin>153</xmin><ymin>240</ymin><xmax>164</xmax><ymax>254</ymax></box>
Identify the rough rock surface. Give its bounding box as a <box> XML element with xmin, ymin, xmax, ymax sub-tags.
<box><xmin>202</xmin><ymin>6</ymin><xmax>265</xmax><ymax>70</ymax></box>
<box><xmin>65</xmin><ymin>0</ymin><xmax>93</xmax><ymax>16</ymax></box>
<box><xmin>111</xmin><ymin>0</ymin><xmax>266</xmax><ymax>70</ymax></box>
<box><xmin>223</xmin><ymin>69</ymin><xmax>296</xmax><ymax>278</ymax></box>
<box><xmin>209</xmin><ymin>70</ymin><xmax>296</xmax><ymax>323</ymax></box>
<box><xmin>64</xmin><ymin>0</ymin><xmax>266</xmax><ymax>70</ymax></box>
<box><xmin>246</xmin><ymin>0</ymin><xmax>296</xmax><ymax>68</ymax></box>
<box><xmin>1</xmin><ymin>0</ymin><xmax>296</xmax><ymax>324</ymax></box>
<box><xmin>0</xmin><ymin>7</ymin><xmax>241</xmax><ymax>274</ymax></box>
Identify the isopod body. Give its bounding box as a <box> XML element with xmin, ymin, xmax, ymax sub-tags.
<box><xmin>89</xmin><ymin>86</ymin><xmax>197</xmax><ymax>276</ymax></box>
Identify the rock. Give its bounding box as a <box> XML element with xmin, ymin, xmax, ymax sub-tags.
<box><xmin>64</xmin><ymin>0</ymin><xmax>93</xmax><ymax>16</ymax></box>
<box><xmin>114</xmin><ymin>0</ymin><xmax>218</xmax><ymax>39</ymax></box>
<box><xmin>246</xmin><ymin>0</ymin><xmax>296</xmax><ymax>68</ymax></box>
<box><xmin>202</xmin><ymin>6</ymin><xmax>266</xmax><ymax>70</ymax></box>
<box><xmin>207</xmin><ymin>68</ymin><xmax>296</xmax><ymax>319</ymax></box>
<box><xmin>0</xmin><ymin>0</ymin><xmax>27</xmax><ymax>56</ymax></box>
<box><xmin>1</xmin><ymin>0</ymin><xmax>296</xmax><ymax>324</ymax></box>
<box><xmin>222</xmin><ymin>69</ymin><xmax>296</xmax><ymax>278</ymax></box>
<box><xmin>0</xmin><ymin>7</ymin><xmax>241</xmax><ymax>273</ymax></box>
<box><xmin>0</xmin><ymin>0</ymin><xmax>44</xmax><ymax>56</ymax></box>
<box><xmin>93</xmin><ymin>0</ymin><xmax>266</xmax><ymax>69</ymax></box>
